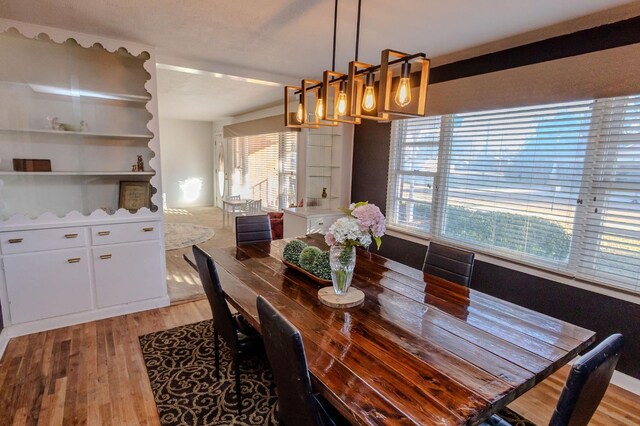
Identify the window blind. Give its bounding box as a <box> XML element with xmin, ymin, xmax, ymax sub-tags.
<box><xmin>577</xmin><ymin>96</ymin><xmax>640</xmax><ymax>292</ymax></box>
<box><xmin>386</xmin><ymin>116</ymin><xmax>441</xmax><ymax>235</ymax></box>
<box><xmin>231</xmin><ymin>132</ymin><xmax>297</xmax><ymax>210</ymax></box>
<box><xmin>387</xmin><ymin>94</ymin><xmax>640</xmax><ymax>293</ymax></box>
<box><xmin>438</xmin><ymin>101</ymin><xmax>594</xmax><ymax>271</ymax></box>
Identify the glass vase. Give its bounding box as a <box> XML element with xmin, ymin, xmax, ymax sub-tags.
<box><xmin>329</xmin><ymin>245</ymin><xmax>356</xmax><ymax>295</ymax></box>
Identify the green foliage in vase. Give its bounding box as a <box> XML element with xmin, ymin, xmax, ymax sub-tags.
<box><xmin>310</xmin><ymin>251</ymin><xmax>331</xmax><ymax>280</ymax></box>
<box><xmin>299</xmin><ymin>246</ymin><xmax>322</xmax><ymax>271</ymax></box>
<box><xmin>283</xmin><ymin>239</ymin><xmax>307</xmax><ymax>265</ymax></box>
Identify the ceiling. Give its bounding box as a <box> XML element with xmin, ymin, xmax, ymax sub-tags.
<box><xmin>0</xmin><ymin>0</ymin><xmax>636</xmax><ymax>121</ymax></box>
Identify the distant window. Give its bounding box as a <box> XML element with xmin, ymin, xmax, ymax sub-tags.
<box><xmin>231</xmin><ymin>132</ymin><xmax>297</xmax><ymax>210</ymax></box>
<box><xmin>387</xmin><ymin>95</ymin><xmax>640</xmax><ymax>293</ymax></box>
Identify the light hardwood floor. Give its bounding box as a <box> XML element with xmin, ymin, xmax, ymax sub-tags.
<box><xmin>1</xmin><ymin>206</ymin><xmax>639</xmax><ymax>425</ymax></box>
<box><xmin>164</xmin><ymin>206</ymin><xmax>235</xmax><ymax>303</ymax></box>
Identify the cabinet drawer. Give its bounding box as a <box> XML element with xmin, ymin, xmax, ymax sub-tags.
<box><xmin>91</xmin><ymin>221</ymin><xmax>160</xmax><ymax>246</ymax></box>
<box><xmin>4</xmin><ymin>248</ymin><xmax>93</xmax><ymax>324</ymax></box>
<box><xmin>93</xmin><ymin>241</ymin><xmax>164</xmax><ymax>308</ymax></box>
<box><xmin>308</xmin><ymin>214</ymin><xmax>342</xmax><ymax>234</ymax></box>
<box><xmin>1</xmin><ymin>227</ymin><xmax>87</xmax><ymax>255</ymax></box>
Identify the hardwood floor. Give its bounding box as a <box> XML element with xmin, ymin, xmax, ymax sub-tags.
<box><xmin>1</xmin><ymin>206</ymin><xmax>638</xmax><ymax>425</ymax></box>
<box><xmin>164</xmin><ymin>206</ymin><xmax>236</xmax><ymax>303</ymax></box>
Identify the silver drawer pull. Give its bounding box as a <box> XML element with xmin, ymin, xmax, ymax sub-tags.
<box><xmin>8</xmin><ymin>238</ymin><xmax>23</xmax><ymax>244</ymax></box>
<box><xmin>100</xmin><ymin>254</ymin><xmax>112</xmax><ymax>260</ymax></box>
<box><xmin>65</xmin><ymin>233</ymin><xmax>78</xmax><ymax>239</ymax></box>
<box><xmin>97</xmin><ymin>231</ymin><xmax>110</xmax><ymax>236</ymax></box>
<box><xmin>142</xmin><ymin>227</ymin><xmax>154</xmax><ymax>232</ymax></box>
<box><xmin>67</xmin><ymin>258</ymin><xmax>81</xmax><ymax>264</ymax></box>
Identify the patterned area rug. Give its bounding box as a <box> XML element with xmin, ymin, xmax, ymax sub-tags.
<box><xmin>140</xmin><ymin>320</ymin><xmax>277</xmax><ymax>425</ymax></box>
<box><xmin>140</xmin><ymin>320</ymin><xmax>537</xmax><ymax>426</ymax></box>
<box><xmin>165</xmin><ymin>223</ymin><xmax>216</xmax><ymax>251</ymax></box>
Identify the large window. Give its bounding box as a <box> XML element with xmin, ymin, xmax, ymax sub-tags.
<box><xmin>231</xmin><ymin>132</ymin><xmax>297</xmax><ymax>210</ymax></box>
<box><xmin>387</xmin><ymin>94</ymin><xmax>640</xmax><ymax>293</ymax></box>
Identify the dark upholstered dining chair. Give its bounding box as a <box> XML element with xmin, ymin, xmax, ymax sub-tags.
<box><xmin>482</xmin><ymin>333</ymin><xmax>624</xmax><ymax>426</ymax></box>
<box><xmin>422</xmin><ymin>242</ymin><xmax>475</xmax><ymax>287</ymax></box>
<box><xmin>257</xmin><ymin>296</ymin><xmax>340</xmax><ymax>426</ymax></box>
<box><xmin>235</xmin><ymin>214</ymin><xmax>272</xmax><ymax>245</ymax></box>
<box><xmin>192</xmin><ymin>245</ymin><xmax>262</xmax><ymax>415</ymax></box>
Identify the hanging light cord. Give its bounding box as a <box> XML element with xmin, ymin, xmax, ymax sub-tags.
<box><xmin>355</xmin><ymin>0</ymin><xmax>362</xmax><ymax>61</ymax></box>
<box><xmin>332</xmin><ymin>0</ymin><xmax>338</xmax><ymax>72</ymax></box>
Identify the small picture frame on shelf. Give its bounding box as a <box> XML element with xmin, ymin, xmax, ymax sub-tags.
<box><xmin>118</xmin><ymin>181</ymin><xmax>151</xmax><ymax>212</ymax></box>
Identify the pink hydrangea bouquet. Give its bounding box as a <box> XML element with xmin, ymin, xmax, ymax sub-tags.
<box><xmin>325</xmin><ymin>201</ymin><xmax>386</xmax><ymax>251</ymax></box>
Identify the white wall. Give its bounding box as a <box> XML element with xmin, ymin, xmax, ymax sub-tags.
<box><xmin>159</xmin><ymin>118</ymin><xmax>213</xmax><ymax>207</ymax></box>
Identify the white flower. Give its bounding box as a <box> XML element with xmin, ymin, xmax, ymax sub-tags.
<box><xmin>326</xmin><ymin>217</ymin><xmax>371</xmax><ymax>246</ymax></box>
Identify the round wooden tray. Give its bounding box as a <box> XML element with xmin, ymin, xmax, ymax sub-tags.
<box><xmin>318</xmin><ymin>287</ymin><xmax>365</xmax><ymax>308</ymax></box>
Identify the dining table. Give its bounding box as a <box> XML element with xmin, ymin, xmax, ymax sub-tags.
<box><xmin>189</xmin><ymin>234</ymin><xmax>596</xmax><ymax>425</ymax></box>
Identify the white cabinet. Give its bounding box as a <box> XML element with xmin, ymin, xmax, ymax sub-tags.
<box><xmin>93</xmin><ymin>240</ymin><xmax>164</xmax><ymax>308</ymax></box>
<box><xmin>3</xmin><ymin>247</ymin><xmax>92</xmax><ymax>324</ymax></box>
<box><xmin>0</xmin><ymin>219</ymin><xmax>166</xmax><ymax>332</ymax></box>
<box><xmin>0</xmin><ymin>20</ymin><xmax>167</xmax><ymax>336</ymax></box>
<box><xmin>283</xmin><ymin>208</ymin><xmax>344</xmax><ymax>238</ymax></box>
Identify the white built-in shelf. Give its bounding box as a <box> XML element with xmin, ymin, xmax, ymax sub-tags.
<box><xmin>308</xmin><ymin>175</ymin><xmax>333</xmax><ymax>178</ymax></box>
<box><xmin>0</xmin><ymin>81</ymin><xmax>151</xmax><ymax>104</ymax></box>
<box><xmin>0</xmin><ymin>171</ymin><xmax>155</xmax><ymax>177</ymax></box>
<box><xmin>0</xmin><ymin>128</ymin><xmax>153</xmax><ymax>139</ymax></box>
<box><xmin>307</xmin><ymin>196</ymin><xmax>339</xmax><ymax>200</ymax></box>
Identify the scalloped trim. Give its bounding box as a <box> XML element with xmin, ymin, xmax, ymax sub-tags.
<box><xmin>0</xmin><ymin>18</ymin><xmax>163</xmax><ymax>227</ymax></box>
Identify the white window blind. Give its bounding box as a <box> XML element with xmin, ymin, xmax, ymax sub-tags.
<box><xmin>577</xmin><ymin>96</ymin><xmax>640</xmax><ymax>292</ymax></box>
<box><xmin>231</xmin><ymin>132</ymin><xmax>297</xmax><ymax>210</ymax></box>
<box><xmin>386</xmin><ymin>116</ymin><xmax>441</xmax><ymax>235</ymax></box>
<box><xmin>387</xmin><ymin>94</ymin><xmax>640</xmax><ymax>293</ymax></box>
<box><xmin>439</xmin><ymin>101</ymin><xmax>593</xmax><ymax>270</ymax></box>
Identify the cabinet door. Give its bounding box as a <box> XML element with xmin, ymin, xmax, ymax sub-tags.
<box><xmin>93</xmin><ymin>241</ymin><xmax>164</xmax><ymax>308</ymax></box>
<box><xmin>4</xmin><ymin>248</ymin><xmax>92</xmax><ymax>324</ymax></box>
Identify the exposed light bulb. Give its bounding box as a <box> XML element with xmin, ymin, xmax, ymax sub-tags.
<box><xmin>315</xmin><ymin>96</ymin><xmax>324</xmax><ymax>119</ymax></box>
<box><xmin>296</xmin><ymin>101</ymin><xmax>304</xmax><ymax>123</ymax></box>
<box><xmin>336</xmin><ymin>81</ymin><xmax>347</xmax><ymax>116</ymax></box>
<box><xmin>395</xmin><ymin>61</ymin><xmax>412</xmax><ymax>107</ymax></box>
<box><xmin>362</xmin><ymin>73</ymin><xmax>376</xmax><ymax>112</ymax></box>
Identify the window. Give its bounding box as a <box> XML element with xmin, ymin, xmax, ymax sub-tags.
<box><xmin>386</xmin><ymin>116</ymin><xmax>441</xmax><ymax>235</ymax></box>
<box><xmin>387</xmin><ymin>94</ymin><xmax>640</xmax><ymax>293</ymax></box>
<box><xmin>231</xmin><ymin>132</ymin><xmax>297</xmax><ymax>210</ymax></box>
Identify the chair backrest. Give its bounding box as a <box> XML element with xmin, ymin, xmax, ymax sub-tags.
<box><xmin>236</xmin><ymin>214</ymin><xmax>272</xmax><ymax>245</ymax></box>
<box><xmin>228</xmin><ymin>195</ymin><xmax>240</xmax><ymax>200</ymax></box>
<box><xmin>549</xmin><ymin>333</ymin><xmax>624</xmax><ymax>426</ymax></box>
<box><xmin>247</xmin><ymin>199</ymin><xmax>262</xmax><ymax>215</ymax></box>
<box><xmin>192</xmin><ymin>245</ymin><xmax>239</xmax><ymax>353</ymax></box>
<box><xmin>257</xmin><ymin>296</ymin><xmax>330</xmax><ymax>426</ymax></box>
<box><xmin>423</xmin><ymin>242</ymin><xmax>475</xmax><ymax>287</ymax></box>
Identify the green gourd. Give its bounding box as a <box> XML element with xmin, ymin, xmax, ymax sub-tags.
<box><xmin>283</xmin><ymin>239</ymin><xmax>307</xmax><ymax>266</ymax></box>
<box><xmin>310</xmin><ymin>251</ymin><xmax>331</xmax><ymax>280</ymax></box>
<box><xmin>299</xmin><ymin>246</ymin><xmax>322</xmax><ymax>271</ymax></box>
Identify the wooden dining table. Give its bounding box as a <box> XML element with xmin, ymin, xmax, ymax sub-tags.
<box><xmin>195</xmin><ymin>234</ymin><xmax>595</xmax><ymax>425</ymax></box>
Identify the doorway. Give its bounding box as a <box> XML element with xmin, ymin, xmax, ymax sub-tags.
<box><xmin>213</xmin><ymin>132</ymin><xmax>226</xmax><ymax>208</ymax></box>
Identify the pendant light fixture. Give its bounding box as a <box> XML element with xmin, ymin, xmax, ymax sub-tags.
<box><xmin>285</xmin><ymin>0</ymin><xmax>431</xmax><ymax>128</ymax></box>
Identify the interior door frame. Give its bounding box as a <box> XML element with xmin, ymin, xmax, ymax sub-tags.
<box><xmin>213</xmin><ymin>132</ymin><xmax>227</xmax><ymax>208</ymax></box>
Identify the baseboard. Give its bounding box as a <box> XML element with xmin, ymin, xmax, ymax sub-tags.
<box><xmin>3</xmin><ymin>295</ymin><xmax>170</xmax><ymax>340</ymax></box>
<box><xmin>0</xmin><ymin>328</ymin><xmax>10</xmax><ymax>361</ymax></box>
<box><xmin>612</xmin><ymin>370</ymin><xmax>640</xmax><ymax>395</ymax></box>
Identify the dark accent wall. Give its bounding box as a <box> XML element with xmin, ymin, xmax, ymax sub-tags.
<box><xmin>430</xmin><ymin>15</ymin><xmax>640</xmax><ymax>84</ymax></box>
<box><xmin>353</xmin><ymin>115</ymin><xmax>640</xmax><ymax>381</ymax></box>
